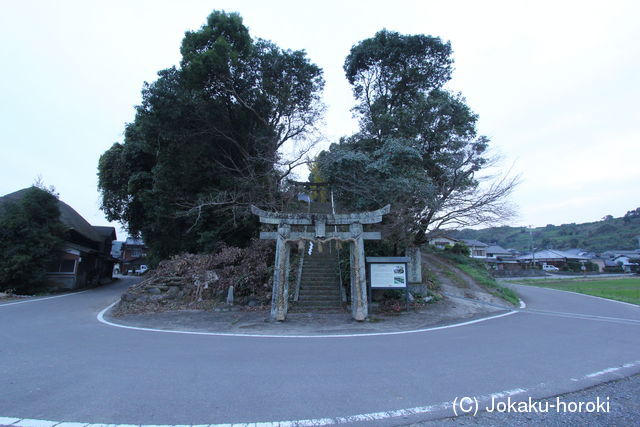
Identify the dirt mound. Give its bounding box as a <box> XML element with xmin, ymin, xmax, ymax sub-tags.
<box><xmin>113</xmin><ymin>241</ymin><xmax>274</xmax><ymax>316</ymax></box>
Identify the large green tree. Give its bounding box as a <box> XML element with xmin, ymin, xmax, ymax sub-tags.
<box><xmin>0</xmin><ymin>187</ymin><xmax>64</xmax><ymax>293</ymax></box>
<box><xmin>318</xmin><ymin>30</ymin><xmax>516</xmax><ymax>246</ymax></box>
<box><xmin>98</xmin><ymin>11</ymin><xmax>324</xmax><ymax>260</ymax></box>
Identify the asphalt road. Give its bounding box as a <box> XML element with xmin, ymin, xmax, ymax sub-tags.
<box><xmin>0</xmin><ymin>277</ymin><xmax>639</xmax><ymax>426</ymax></box>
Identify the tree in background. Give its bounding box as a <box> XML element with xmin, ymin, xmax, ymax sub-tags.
<box><xmin>317</xmin><ymin>30</ymin><xmax>517</xmax><ymax>247</ymax></box>
<box><xmin>0</xmin><ymin>186</ymin><xmax>64</xmax><ymax>293</ymax></box>
<box><xmin>98</xmin><ymin>11</ymin><xmax>324</xmax><ymax>260</ymax></box>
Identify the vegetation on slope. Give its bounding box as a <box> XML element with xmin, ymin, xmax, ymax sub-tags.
<box><xmin>436</xmin><ymin>249</ymin><xmax>520</xmax><ymax>305</ymax></box>
<box><xmin>455</xmin><ymin>208</ymin><xmax>640</xmax><ymax>252</ymax></box>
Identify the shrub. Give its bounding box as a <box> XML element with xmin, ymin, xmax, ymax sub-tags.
<box><xmin>445</xmin><ymin>242</ymin><xmax>470</xmax><ymax>256</ymax></box>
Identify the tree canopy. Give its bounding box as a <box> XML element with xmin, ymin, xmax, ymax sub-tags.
<box><xmin>317</xmin><ymin>30</ymin><xmax>516</xmax><ymax>246</ymax></box>
<box><xmin>98</xmin><ymin>11</ymin><xmax>324</xmax><ymax>260</ymax></box>
<box><xmin>0</xmin><ymin>186</ymin><xmax>64</xmax><ymax>293</ymax></box>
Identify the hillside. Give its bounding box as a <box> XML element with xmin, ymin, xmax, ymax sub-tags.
<box><xmin>455</xmin><ymin>209</ymin><xmax>640</xmax><ymax>253</ymax></box>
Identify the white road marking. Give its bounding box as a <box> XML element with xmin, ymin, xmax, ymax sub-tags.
<box><xmin>4</xmin><ymin>386</ymin><xmax>530</xmax><ymax>426</ymax></box>
<box><xmin>490</xmin><ymin>388</ymin><xmax>527</xmax><ymax>399</ymax></box>
<box><xmin>97</xmin><ymin>301</ymin><xmax>519</xmax><ymax>338</ymax></box>
<box><xmin>11</xmin><ymin>419</ymin><xmax>60</xmax><ymax>426</ymax></box>
<box><xmin>519</xmin><ymin>309</ymin><xmax>640</xmax><ymax>326</ymax></box>
<box><xmin>54</xmin><ymin>422</ymin><xmax>93</xmax><ymax>427</ymax></box>
<box><xmin>583</xmin><ymin>360</ymin><xmax>640</xmax><ymax>379</ymax></box>
<box><xmin>0</xmin><ymin>290</ymin><xmax>89</xmax><ymax>307</ymax></box>
<box><xmin>519</xmin><ymin>299</ymin><xmax>526</xmax><ymax>309</ymax></box>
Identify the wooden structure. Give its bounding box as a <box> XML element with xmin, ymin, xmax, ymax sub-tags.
<box><xmin>252</xmin><ymin>204</ymin><xmax>390</xmax><ymax>321</ymax></box>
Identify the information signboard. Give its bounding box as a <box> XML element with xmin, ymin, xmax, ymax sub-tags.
<box><xmin>366</xmin><ymin>257</ymin><xmax>409</xmax><ymax>289</ymax></box>
<box><xmin>369</xmin><ymin>263</ymin><xmax>407</xmax><ymax>288</ymax></box>
<box><xmin>366</xmin><ymin>256</ymin><xmax>411</xmax><ymax>310</ymax></box>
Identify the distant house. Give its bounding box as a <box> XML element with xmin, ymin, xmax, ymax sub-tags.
<box><xmin>427</xmin><ymin>235</ymin><xmax>490</xmax><ymax>257</ymax></box>
<box><xmin>601</xmin><ymin>250</ymin><xmax>640</xmax><ymax>259</ymax></box>
<box><xmin>612</xmin><ymin>255</ymin><xmax>639</xmax><ymax>273</ymax></box>
<box><xmin>485</xmin><ymin>245</ymin><xmax>512</xmax><ymax>258</ymax></box>
<box><xmin>516</xmin><ymin>249</ymin><xmax>590</xmax><ymax>269</ymax></box>
<box><xmin>0</xmin><ymin>188</ymin><xmax>117</xmax><ymax>289</ymax></box>
<box><xmin>427</xmin><ymin>235</ymin><xmax>460</xmax><ymax>249</ymax></box>
<box><xmin>589</xmin><ymin>257</ymin><xmax>606</xmax><ymax>272</ymax></box>
<box><xmin>598</xmin><ymin>250</ymin><xmax>640</xmax><ymax>273</ymax></box>
<box><xmin>120</xmin><ymin>237</ymin><xmax>149</xmax><ymax>274</ymax></box>
<box><xmin>460</xmin><ymin>239</ymin><xmax>488</xmax><ymax>258</ymax></box>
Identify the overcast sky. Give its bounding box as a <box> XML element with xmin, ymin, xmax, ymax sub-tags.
<box><xmin>1</xmin><ymin>0</ymin><xmax>639</xmax><ymax>240</ymax></box>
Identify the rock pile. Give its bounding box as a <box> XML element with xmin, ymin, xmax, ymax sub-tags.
<box><xmin>114</xmin><ymin>241</ymin><xmax>274</xmax><ymax>316</ymax></box>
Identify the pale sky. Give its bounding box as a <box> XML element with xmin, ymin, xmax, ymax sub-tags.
<box><xmin>1</xmin><ymin>0</ymin><xmax>639</xmax><ymax>240</ymax></box>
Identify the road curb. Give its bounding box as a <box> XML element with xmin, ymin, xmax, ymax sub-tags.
<box><xmin>97</xmin><ymin>300</ymin><xmax>520</xmax><ymax>338</ymax></box>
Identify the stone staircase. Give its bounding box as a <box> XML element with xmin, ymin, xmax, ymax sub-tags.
<box><xmin>281</xmin><ymin>200</ymin><xmax>344</xmax><ymax>311</ymax></box>
<box><xmin>295</xmin><ymin>243</ymin><xmax>344</xmax><ymax>310</ymax></box>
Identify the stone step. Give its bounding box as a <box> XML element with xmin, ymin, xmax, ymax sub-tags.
<box><xmin>302</xmin><ymin>264</ymin><xmax>339</xmax><ymax>269</ymax></box>
<box><xmin>298</xmin><ymin>296</ymin><xmax>340</xmax><ymax>302</ymax></box>
<box><xmin>290</xmin><ymin>306</ymin><xmax>345</xmax><ymax>312</ymax></box>
<box><xmin>300</xmin><ymin>284</ymin><xmax>340</xmax><ymax>289</ymax></box>
<box><xmin>301</xmin><ymin>276</ymin><xmax>339</xmax><ymax>282</ymax></box>
<box><xmin>301</xmin><ymin>274</ymin><xmax>339</xmax><ymax>279</ymax></box>
<box><xmin>295</xmin><ymin>306</ymin><xmax>343</xmax><ymax>311</ymax></box>
<box><xmin>301</xmin><ymin>273</ymin><xmax>338</xmax><ymax>278</ymax></box>
<box><xmin>297</xmin><ymin>301</ymin><xmax>342</xmax><ymax>307</ymax></box>
<box><xmin>305</xmin><ymin>262</ymin><xmax>338</xmax><ymax>265</ymax></box>
<box><xmin>300</xmin><ymin>292</ymin><xmax>339</xmax><ymax>297</ymax></box>
<box><xmin>300</xmin><ymin>290</ymin><xmax>339</xmax><ymax>295</ymax></box>
<box><xmin>301</xmin><ymin>269</ymin><xmax>339</xmax><ymax>274</ymax></box>
<box><xmin>298</xmin><ymin>290</ymin><xmax>339</xmax><ymax>295</ymax></box>
<box><xmin>301</xmin><ymin>274</ymin><xmax>338</xmax><ymax>279</ymax></box>
<box><xmin>305</xmin><ymin>253</ymin><xmax>339</xmax><ymax>259</ymax></box>
<box><xmin>297</xmin><ymin>292</ymin><xmax>340</xmax><ymax>298</ymax></box>
<box><xmin>300</xmin><ymin>277</ymin><xmax>340</xmax><ymax>287</ymax></box>
<box><xmin>298</xmin><ymin>296</ymin><xmax>341</xmax><ymax>303</ymax></box>
<box><xmin>298</xmin><ymin>289</ymin><xmax>340</xmax><ymax>296</ymax></box>
<box><xmin>301</xmin><ymin>284</ymin><xmax>339</xmax><ymax>289</ymax></box>
<box><xmin>302</xmin><ymin>263</ymin><xmax>338</xmax><ymax>268</ymax></box>
<box><xmin>302</xmin><ymin>280</ymin><xmax>339</xmax><ymax>284</ymax></box>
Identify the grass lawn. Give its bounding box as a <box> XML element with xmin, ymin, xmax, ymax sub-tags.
<box><xmin>512</xmin><ymin>277</ymin><xmax>640</xmax><ymax>305</ymax></box>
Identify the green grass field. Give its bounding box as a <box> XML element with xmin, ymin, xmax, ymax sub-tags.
<box><xmin>513</xmin><ymin>277</ymin><xmax>640</xmax><ymax>305</ymax></box>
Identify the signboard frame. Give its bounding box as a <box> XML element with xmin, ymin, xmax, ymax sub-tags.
<box><xmin>366</xmin><ymin>256</ymin><xmax>410</xmax><ymax>310</ymax></box>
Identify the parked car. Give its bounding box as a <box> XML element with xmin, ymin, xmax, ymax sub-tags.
<box><xmin>542</xmin><ymin>264</ymin><xmax>559</xmax><ymax>272</ymax></box>
<box><xmin>134</xmin><ymin>265</ymin><xmax>149</xmax><ymax>275</ymax></box>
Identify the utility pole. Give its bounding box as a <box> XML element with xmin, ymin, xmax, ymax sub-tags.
<box><xmin>529</xmin><ymin>226</ymin><xmax>536</xmax><ymax>269</ymax></box>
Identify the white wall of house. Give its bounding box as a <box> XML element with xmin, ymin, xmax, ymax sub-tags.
<box><xmin>428</xmin><ymin>237</ymin><xmax>458</xmax><ymax>249</ymax></box>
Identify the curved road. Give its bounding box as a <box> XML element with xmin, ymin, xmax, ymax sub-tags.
<box><xmin>1</xmin><ymin>278</ymin><xmax>639</xmax><ymax>426</ymax></box>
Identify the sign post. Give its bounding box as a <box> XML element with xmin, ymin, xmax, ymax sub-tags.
<box><xmin>366</xmin><ymin>256</ymin><xmax>410</xmax><ymax>310</ymax></box>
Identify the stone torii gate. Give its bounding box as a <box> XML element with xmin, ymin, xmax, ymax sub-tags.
<box><xmin>251</xmin><ymin>204</ymin><xmax>390</xmax><ymax>321</ymax></box>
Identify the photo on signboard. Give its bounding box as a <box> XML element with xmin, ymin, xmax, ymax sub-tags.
<box><xmin>394</xmin><ymin>276</ymin><xmax>405</xmax><ymax>285</ymax></box>
<box><xmin>393</xmin><ymin>266</ymin><xmax>404</xmax><ymax>274</ymax></box>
